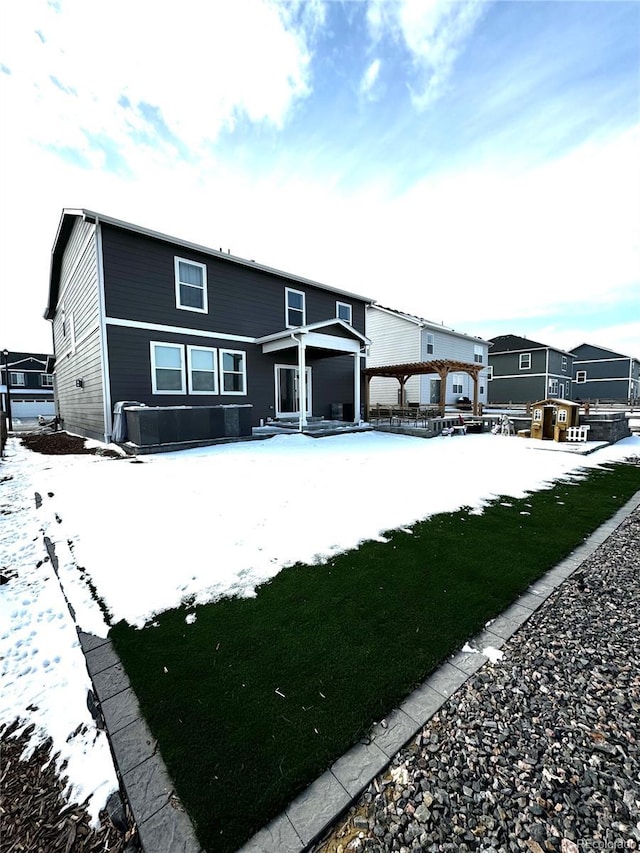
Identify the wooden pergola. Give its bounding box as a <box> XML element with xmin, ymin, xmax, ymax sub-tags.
<box><xmin>362</xmin><ymin>359</ymin><xmax>485</xmax><ymax>417</ymax></box>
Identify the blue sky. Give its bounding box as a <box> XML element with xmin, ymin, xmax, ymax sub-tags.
<box><xmin>1</xmin><ymin>0</ymin><xmax>638</xmax><ymax>356</ymax></box>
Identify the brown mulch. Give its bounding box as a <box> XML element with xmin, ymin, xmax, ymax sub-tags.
<box><xmin>20</xmin><ymin>432</ymin><xmax>122</xmax><ymax>458</ymax></box>
<box><xmin>0</xmin><ymin>720</ymin><xmax>134</xmax><ymax>852</ymax></box>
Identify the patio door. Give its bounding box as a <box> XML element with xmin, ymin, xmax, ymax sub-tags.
<box><xmin>275</xmin><ymin>365</ymin><xmax>312</xmax><ymax>417</ymax></box>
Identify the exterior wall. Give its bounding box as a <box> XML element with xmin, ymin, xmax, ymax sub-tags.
<box><xmin>51</xmin><ymin>219</ymin><xmax>106</xmax><ymax>439</ymax></box>
<box><xmin>101</xmin><ymin>225</ymin><xmax>366</xmax><ymax>339</ymax></box>
<box><xmin>107</xmin><ymin>325</ymin><xmax>359</xmax><ymax>426</ymax></box>
<box><xmin>366</xmin><ymin>307</ymin><xmax>420</xmax><ymax>404</ymax></box>
<box><xmin>488</xmin><ymin>347</ymin><xmax>553</xmax><ymax>404</ymax></box>
<box><xmin>419</xmin><ymin>328</ymin><xmax>489</xmax><ymax>406</ymax></box>
<box><xmin>571</xmin><ymin>345</ymin><xmax>638</xmax><ymax>401</ymax></box>
<box><xmin>1</xmin><ymin>353</ymin><xmax>55</xmax><ymax>420</ymax></box>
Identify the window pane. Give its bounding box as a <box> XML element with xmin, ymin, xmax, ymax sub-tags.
<box><xmin>191</xmin><ymin>349</ymin><xmax>215</xmax><ymax>370</ymax></box>
<box><xmin>223</xmin><ymin>373</ymin><xmax>242</xmax><ymax>392</ymax></box>
<box><xmin>178</xmin><ymin>261</ymin><xmax>203</xmax><ymax>286</ymax></box>
<box><xmin>180</xmin><ymin>284</ymin><xmax>204</xmax><ymax>309</ymax></box>
<box><xmin>193</xmin><ymin>371</ymin><xmax>216</xmax><ymax>392</ymax></box>
<box><xmin>288</xmin><ymin>291</ymin><xmax>303</xmax><ymax>310</ymax></box>
<box><xmin>222</xmin><ymin>352</ymin><xmax>243</xmax><ymax>372</ymax></box>
<box><xmin>156</xmin><ymin>368</ymin><xmax>183</xmax><ymax>391</ymax></box>
<box><xmin>155</xmin><ymin>346</ymin><xmax>182</xmax><ymax>368</ymax></box>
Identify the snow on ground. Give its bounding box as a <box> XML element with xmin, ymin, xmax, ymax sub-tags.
<box><xmin>1</xmin><ymin>429</ymin><xmax>639</xmax><ymax>820</ymax></box>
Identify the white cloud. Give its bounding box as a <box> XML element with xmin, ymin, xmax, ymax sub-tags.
<box><xmin>366</xmin><ymin>0</ymin><xmax>489</xmax><ymax>108</ymax></box>
<box><xmin>0</xmin><ymin>0</ymin><xmax>315</xmax><ymax>165</ymax></box>
<box><xmin>360</xmin><ymin>58</ymin><xmax>382</xmax><ymax>98</ymax></box>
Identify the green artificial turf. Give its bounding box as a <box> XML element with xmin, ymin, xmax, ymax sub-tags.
<box><xmin>110</xmin><ymin>461</ymin><xmax>640</xmax><ymax>852</ymax></box>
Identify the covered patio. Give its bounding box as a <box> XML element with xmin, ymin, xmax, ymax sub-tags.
<box><xmin>257</xmin><ymin>319</ymin><xmax>369</xmax><ymax>431</ymax></box>
<box><xmin>363</xmin><ymin>359</ymin><xmax>485</xmax><ymax>418</ymax></box>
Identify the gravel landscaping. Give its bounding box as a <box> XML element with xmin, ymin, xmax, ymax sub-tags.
<box><xmin>314</xmin><ymin>506</ymin><xmax>640</xmax><ymax>853</ymax></box>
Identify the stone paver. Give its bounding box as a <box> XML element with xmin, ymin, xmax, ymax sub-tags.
<box><xmin>285</xmin><ymin>771</ymin><xmax>351</xmax><ymax>846</ymax></box>
<box><xmin>109</xmin><ymin>717</ymin><xmax>157</xmax><ymax>775</ymax></box>
<box><xmin>331</xmin><ymin>739</ymin><xmax>390</xmax><ymax>798</ymax></box>
<box><xmin>236</xmin><ymin>813</ymin><xmax>303</xmax><ymax>853</ymax></box>
<box><xmin>101</xmin><ymin>687</ymin><xmax>142</xmax><ymax>735</ymax></box>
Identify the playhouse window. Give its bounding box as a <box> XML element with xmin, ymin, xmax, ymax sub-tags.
<box><xmin>533</xmin><ymin>409</ymin><xmax>542</xmax><ymax>422</ymax></box>
<box><xmin>558</xmin><ymin>409</ymin><xmax>568</xmax><ymax>423</ymax></box>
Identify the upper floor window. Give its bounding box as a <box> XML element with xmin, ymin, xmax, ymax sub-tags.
<box><xmin>519</xmin><ymin>353</ymin><xmax>531</xmax><ymax>370</ymax></box>
<box><xmin>336</xmin><ymin>301</ymin><xmax>352</xmax><ymax>325</ymax></box>
<box><xmin>286</xmin><ymin>288</ymin><xmax>305</xmax><ymax>327</ymax></box>
<box><xmin>426</xmin><ymin>333</ymin><xmax>434</xmax><ymax>355</ymax></box>
<box><xmin>10</xmin><ymin>372</ymin><xmax>25</xmax><ymax>386</ymax></box>
<box><xmin>487</xmin><ymin>365</ymin><xmax>494</xmax><ymax>380</ymax></box>
<box><xmin>220</xmin><ymin>349</ymin><xmax>247</xmax><ymax>395</ymax></box>
<box><xmin>187</xmin><ymin>346</ymin><xmax>218</xmax><ymax>395</ymax></box>
<box><xmin>175</xmin><ymin>258</ymin><xmax>208</xmax><ymax>313</ymax></box>
<box><xmin>549</xmin><ymin>378</ymin><xmax>559</xmax><ymax>396</ymax></box>
<box><xmin>561</xmin><ymin>355</ymin><xmax>567</xmax><ymax>372</ymax></box>
<box><xmin>576</xmin><ymin>370</ymin><xmax>587</xmax><ymax>383</ymax></box>
<box><xmin>41</xmin><ymin>374</ymin><xmax>54</xmax><ymax>387</ymax></box>
<box><xmin>150</xmin><ymin>342</ymin><xmax>186</xmax><ymax>394</ymax></box>
<box><xmin>474</xmin><ymin>345</ymin><xmax>483</xmax><ymax>364</ymax></box>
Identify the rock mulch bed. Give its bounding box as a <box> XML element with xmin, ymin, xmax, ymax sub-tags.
<box><xmin>1</xmin><ymin>720</ymin><xmax>135</xmax><ymax>852</ymax></box>
<box><xmin>315</xmin><ymin>507</ymin><xmax>640</xmax><ymax>853</ymax></box>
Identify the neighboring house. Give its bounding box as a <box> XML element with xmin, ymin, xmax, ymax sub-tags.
<box><xmin>487</xmin><ymin>335</ymin><xmax>574</xmax><ymax>404</ymax></box>
<box><xmin>366</xmin><ymin>304</ymin><xmax>490</xmax><ymax>406</ymax></box>
<box><xmin>0</xmin><ymin>352</ymin><xmax>55</xmax><ymax>420</ymax></box>
<box><xmin>45</xmin><ymin>209</ymin><xmax>372</xmax><ymax>443</ymax></box>
<box><xmin>570</xmin><ymin>343</ymin><xmax>640</xmax><ymax>404</ymax></box>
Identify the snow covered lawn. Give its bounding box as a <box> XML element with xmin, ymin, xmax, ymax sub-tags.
<box><xmin>1</xmin><ymin>429</ymin><xmax>639</xmax><ymax>823</ymax></box>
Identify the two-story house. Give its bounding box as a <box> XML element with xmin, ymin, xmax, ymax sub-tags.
<box><xmin>45</xmin><ymin>209</ymin><xmax>372</xmax><ymax>443</ymax></box>
<box><xmin>365</xmin><ymin>305</ymin><xmax>490</xmax><ymax>407</ymax></box>
<box><xmin>570</xmin><ymin>343</ymin><xmax>640</xmax><ymax>404</ymax></box>
<box><xmin>1</xmin><ymin>352</ymin><xmax>55</xmax><ymax>422</ymax></box>
<box><xmin>487</xmin><ymin>335</ymin><xmax>574</xmax><ymax>404</ymax></box>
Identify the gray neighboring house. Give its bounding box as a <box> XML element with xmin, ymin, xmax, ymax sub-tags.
<box><xmin>365</xmin><ymin>305</ymin><xmax>490</xmax><ymax>407</ymax></box>
<box><xmin>487</xmin><ymin>335</ymin><xmax>574</xmax><ymax>404</ymax></box>
<box><xmin>45</xmin><ymin>209</ymin><xmax>372</xmax><ymax>442</ymax></box>
<box><xmin>1</xmin><ymin>352</ymin><xmax>55</xmax><ymax>420</ymax></box>
<box><xmin>570</xmin><ymin>343</ymin><xmax>640</xmax><ymax>404</ymax></box>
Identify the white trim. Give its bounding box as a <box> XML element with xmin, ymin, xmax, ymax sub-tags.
<box><xmin>572</xmin><ymin>356</ymin><xmax>629</xmax><ymax>364</ymax></box>
<box><xmin>519</xmin><ymin>352</ymin><xmax>531</xmax><ymax>370</ymax></box>
<box><xmin>336</xmin><ymin>301</ymin><xmax>352</xmax><ymax>325</ymax></box>
<box><xmin>187</xmin><ymin>345</ymin><xmax>218</xmax><ymax>395</ymax></box>
<box><xmin>219</xmin><ymin>348</ymin><xmax>247</xmax><ymax>396</ymax></box>
<box><xmin>174</xmin><ymin>256</ymin><xmax>208</xmax><ymax>314</ymax></box>
<box><xmin>487</xmin><ymin>365</ymin><xmax>493</xmax><ymax>380</ymax></box>
<box><xmin>285</xmin><ymin>287</ymin><xmax>306</xmax><ymax>328</ymax></box>
<box><xmin>257</xmin><ymin>317</ymin><xmax>369</xmax><ymax>346</ymax></box>
<box><xmin>10</xmin><ymin>372</ymin><xmax>26</xmax><ymax>386</ymax></box>
<box><xmin>40</xmin><ymin>374</ymin><xmax>54</xmax><ymax>387</ymax></box>
<box><xmin>105</xmin><ymin>316</ymin><xmax>255</xmax><ymax>344</ymax></box>
<box><xmin>489</xmin><ymin>371</ymin><xmax>547</xmax><ymax>380</ymax></box>
<box><xmin>573</xmin><ymin>375</ymin><xmax>630</xmax><ymax>385</ymax></box>
<box><xmin>150</xmin><ymin>341</ymin><xmax>186</xmax><ymax>394</ymax></box>
<box><xmin>274</xmin><ymin>363</ymin><xmax>312</xmax><ymax>419</ymax></box>
<box><xmin>575</xmin><ymin>371</ymin><xmax>587</xmax><ymax>383</ymax></box>
<box><xmin>96</xmin><ymin>225</ymin><xmax>113</xmax><ymax>441</ymax></box>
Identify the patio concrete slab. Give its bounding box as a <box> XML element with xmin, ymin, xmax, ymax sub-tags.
<box><xmin>285</xmin><ymin>771</ymin><xmax>351</xmax><ymax>847</ymax></box>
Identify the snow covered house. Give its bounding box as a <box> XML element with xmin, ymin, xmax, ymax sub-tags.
<box><xmin>365</xmin><ymin>305</ymin><xmax>490</xmax><ymax>408</ymax></box>
<box><xmin>45</xmin><ymin>209</ymin><xmax>372</xmax><ymax>443</ymax></box>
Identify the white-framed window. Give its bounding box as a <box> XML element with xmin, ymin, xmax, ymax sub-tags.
<box><xmin>220</xmin><ymin>349</ymin><xmax>247</xmax><ymax>395</ymax></box>
<box><xmin>452</xmin><ymin>375</ymin><xmax>464</xmax><ymax>394</ymax></box>
<box><xmin>150</xmin><ymin>342</ymin><xmax>186</xmax><ymax>394</ymax></box>
<box><xmin>187</xmin><ymin>346</ymin><xmax>218</xmax><ymax>395</ymax></box>
<box><xmin>576</xmin><ymin>370</ymin><xmax>587</xmax><ymax>383</ymax></box>
<box><xmin>41</xmin><ymin>374</ymin><xmax>54</xmax><ymax>387</ymax></box>
<box><xmin>336</xmin><ymin>301</ymin><xmax>352</xmax><ymax>325</ymax></box>
<box><xmin>533</xmin><ymin>408</ymin><xmax>542</xmax><ymax>422</ymax></box>
<box><xmin>487</xmin><ymin>365</ymin><xmax>493</xmax><ymax>380</ymax></box>
<box><xmin>549</xmin><ymin>378</ymin><xmax>559</xmax><ymax>396</ymax></box>
<box><xmin>558</xmin><ymin>409</ymin><xmax>568</xmax><ymax>423</ymax></box>
<box><xmin>561</xmin><ymin>355</ymin><xmax>567</xmax><ymax>372</ymax></box>
<box><xmin>474</xmin><ymin>345</ymin><xmax>483</xmax><ymax>364</ymax></box>
<box><xmin>426</xmin><ymin>333</ymin><xmax>434</xmax><ymax>355</ymax></box>
<box><xmin>10</xmin><ymin>372</ymin><xmax>25</xmax><ymax>386</ymax></box>
<box><xmin>285</xmin><ymin>288</ymin><xmax>305</xmax><ymax>327</ymax></box>
<box><xmin>519</xmin><ymin>353</ymin><xmax>531</xmax><ymax>370</ymax></box>
<box><xmin>175</xmin><ymin>257</ymin><xmax>208</xmax><ymax>313</ymax></box>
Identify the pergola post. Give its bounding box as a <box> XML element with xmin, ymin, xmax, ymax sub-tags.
<box><xmin>471</xmin><ymin>372</ymin><xmax>479</xmax><ymax>415</ymax></box>
<box><xmin>297</xmin><ymin>338</ymin><xmax>307</xmax><ymax>431</ymax></box>
<box><xmin>436</xmin><ymin>366</ymin><xmax>449</xmax><ymax>416</ymax></box>
<box><xmin>353</xmin><ymin>353</ymin><xmax>361</xmax><ymax>423</ymax></box>
<box><xmin>365</xmin><ymin>374</ymin><xmax>372</xmax><ymax>421</ymax></box>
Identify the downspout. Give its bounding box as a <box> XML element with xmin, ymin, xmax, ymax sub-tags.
<box><xmin>545</xmin><ymin>348</ymin><xmax>549</xmax><ymax>399</ymax></box>
<box><xmin>297</xmin><ymin>334</ymin><xmax>307</xmax><ymax>432</ymax></box>
<box><xmin>95</xmin><ymin>220</ymin><xmax>113</xmax><ymax>442</ymax></box>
